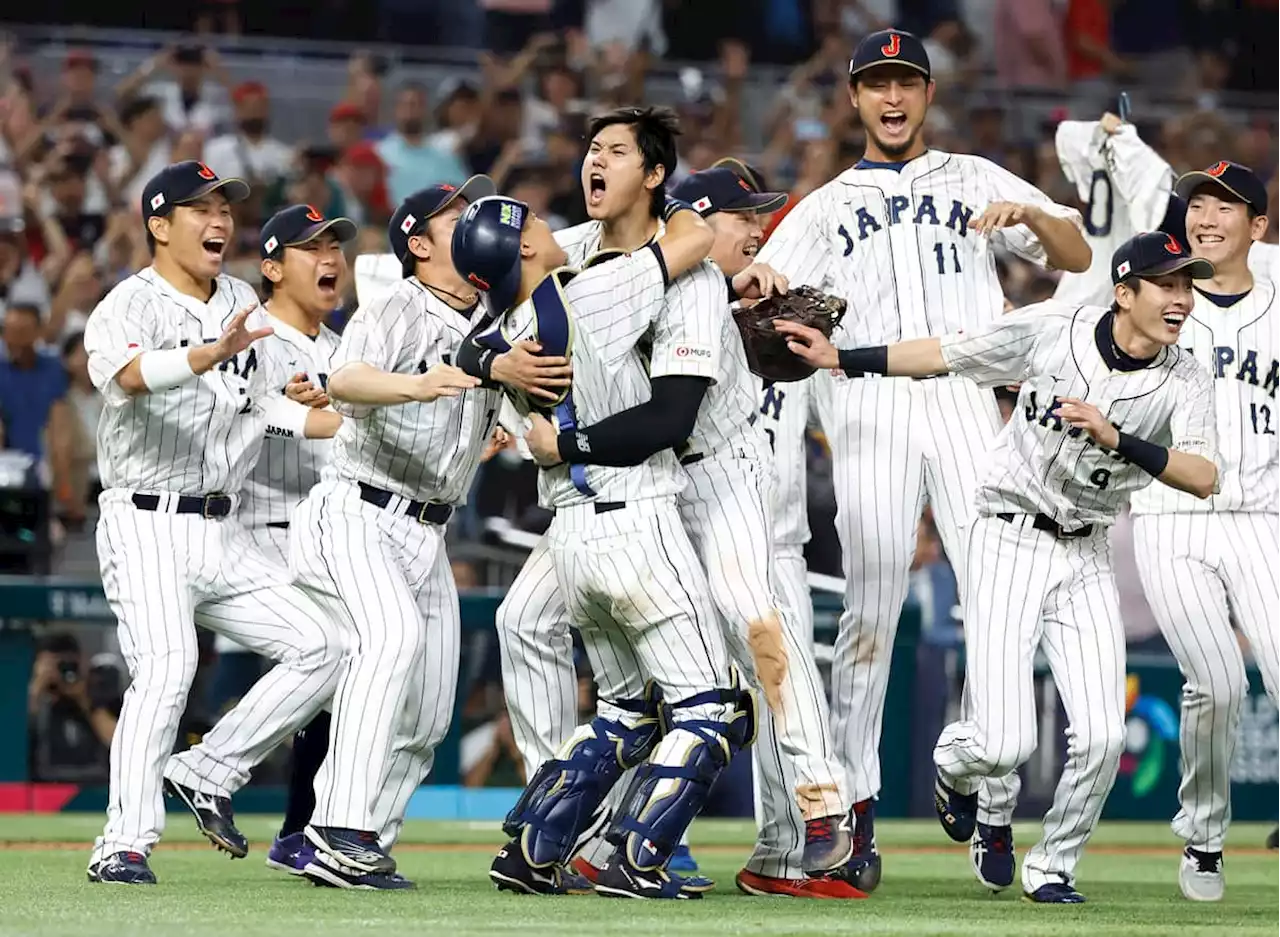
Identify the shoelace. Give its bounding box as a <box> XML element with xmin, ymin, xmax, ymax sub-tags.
<box><xmin>805</xmin><ymin>817</ymin><xmax>836</xmax><ymax>844</ymax></box>
<box><xmin>1189</xmin><ymin>850</ymin><xmax>1222</xmax><ymax>874</ymax></box>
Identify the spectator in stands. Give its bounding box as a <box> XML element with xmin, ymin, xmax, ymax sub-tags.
<box><xmin>327</xmin><ymin>101</ymin><xmax>368</xmax><ymax>152</ymax></box>
<box><xmin>118</xmin><ymin>43</ymin><xmax>230</xmax><ymax>135</ymax></box>
<box><xmin>428</xmin><ymin>77</ymin><xmax>482</xmax><ymax>162</ymax></box>
<box><xmin>464</xmin><ymin>87</ymin><xmax>525</xmax><ymax>181</ymax></box>
<box><xmin>203</xmin><ymin>81</ymin><xmax>292</xmax><ymax>188</ymax></box>
<box><xmin>1063</xmin><ymin>0</ymin><xmax>1135</xmax><ymax>89</ymax></box>
<box><xmin>506</xmin><ymin>167</ymin><xmax>566</xmax><ymax>230</ymax></box>
<box><xmin>107</xmin><ymin>96</ymin><xmax>171</xmax><ymax>209</ymax></box>
<box><xmin>45</xmin><ymin>252</ymin><xmax>102</xmax><ymax>345</ymax></box>
<box><xmin>334</xmin><ymin>142</ymin><xmax>391</xmax><ymax>227</ymax></box>
<box><xmin>522</xmin><ymin>60</ymin><xmax>588</xmax><ymax>157</ymax></box>
<box><xmin>0</xmin><ymin>214</ymin><xmax>51</xmax><ymax>326</ymax></box>
<box><xmin>27</xmin><ymin>632</ymin><xmax>119</xmax><ymax>782</ymax></box>
<box><xmin>49</xmin><ymin>51</ymin><xmax>116</xmax><ymax>150</ymax></box>
<box><xmin>376</xmin><ymin>81</ymin><xmax>468</xmax><ymax>204</ymax></box>
<box><xmin>43</xmin><ymin>148</ymin><xmax>108</xmax><ymax>254</ymax></box>
<box><xmin>994</xmin><ymin>0</ymin><xmax>1067</xmax><ymax>90</ymax></box>
<box><xmin>343</xmin><ymin>51</ymin><xmax>388</xmax><ymax>135</ymax></box>
<box><xmin>60</xmin><ymin>330</ymin><xmax>100</xmax><ymax>517</ymax></box>
<box><xmin>0</xmin><ymin>303</ymin><xmax>73</xmax><ymax>498</ymax></box>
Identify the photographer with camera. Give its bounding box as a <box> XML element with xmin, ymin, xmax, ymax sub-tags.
<box><xmin>27</xmin><ymin>633</ymin><xmax>120</xmax><ymax>782</ymax></box>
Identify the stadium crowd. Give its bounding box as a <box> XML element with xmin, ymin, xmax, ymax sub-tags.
<box><xmin>6</xmin><ymin>0</ymin><xmax>1276</xmax><ymax>784</ymax></box>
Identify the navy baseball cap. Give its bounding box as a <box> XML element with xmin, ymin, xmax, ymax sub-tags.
<box><xmin>1174</xmin><ymin>160</ymin><xmax>1267</xmax><ymax>215</ymax></box>
<box><xmin>849</xmin><ymin>29</ymin><xmax>931</xmax><ymax>82</ymax></box>
<box><xmin>260</xmin><ymin>204</ymin><xmax>357</xmax><ymax>259</ymax></box>
<box><xmin>670</xmin><ymin>167</ymin><xmax>787</xmax><ymax>217</ymax></box>
<box><xmin>1111</xmin><ymin>231</ymin><xmax>1215</xmax><ymax>285</ymax></box>
<box><xmin>389</xmin><ymin>175</ymin><xmax>496</xmax><ymax>275</ymax></box>
<box><xmin>710</xmin><ymin>157</ymin><xmax>770</xmax><ymax>195</ymax></box>
<box><xmin>451</xmin><ymin>195</ymin><xmax>528</xmax><ymax>315</ymax></box>
<box><xmin>141</xmin><ymin>160</ymin><xmax>250</xmax><ymax>222</ymax></box>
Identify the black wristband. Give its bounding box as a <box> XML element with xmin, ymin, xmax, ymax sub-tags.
<box><xmin>475</xmin><ymin>346</ymin><xmax>497</xmax><ymax>382</ymax></box>
<box><xmin>557</xmin><ymin>429</ymin><xmax>583</xmax><ymax>464</ymax></box>
<box><xmin>837</xmin><ymin>346</ymin><xmax>889</xmax><ymax>378</ymax></box>
<box><xmin>1114</xmin><ymin>431</ymin><xmax>1170</xmax><ymax>477</ymax></box>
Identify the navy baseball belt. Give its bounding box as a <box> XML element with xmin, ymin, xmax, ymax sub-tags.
<box><xmin>358</xmin><ymin>482</ymin><xmax>453</xmax><ymax>525</ymax></box>
<box><xmin>132</xmin><ymin>492</ymin><xmax>232</xmax><ymax>518</ymax></box>
<box><xmin>995</xmin><ymin>511</ymin><xmax>1093</xmax><ymax>540</ymax></box>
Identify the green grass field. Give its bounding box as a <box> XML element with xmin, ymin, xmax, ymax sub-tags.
<box><xmin>0</xmin><ymin>815</ymin><xmax>1274</xmax><ymax>937</ymax></box>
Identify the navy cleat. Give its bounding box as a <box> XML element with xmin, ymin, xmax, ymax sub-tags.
<box><xmin>90</xmin><ymin>851</ymin><xmax>157</xmax><ymax>885</ymax></box>
<box><xmin>845</xmin><ymin>799</ymin><xmax>882</xmax><ymax>892</ymax></box>
<box><xmin>304</xmin><ymin>857</ymin><xmax>415</xmax><ymax>890</ymax></box>
<box><xmin>934</xmin><ymin>772</ymin><xmax>977</xmax><ymax>843</ymax></box>
<box><xmin>1024</xmin><ymin>880</ymin><xmax>1086</xmax><ymax>904</ymax></box>
<box><xmin>970</xmin><ymin>822</ymin><xmax>1015</xmax><ymax>892</ymax></box>
<box><xmin>594</xmin><ymin>854</ymin><xmax>699</xmax><ymax>900</ymax></box>
<box><xmin>305</xmin><ymin>824</ymin><xmax>395</xmax><ymax>874</ymax></box>
<box><xmin>266</xmin><ymin>831</ymin><xmax>314</xmax><ymax>876</ymax></box>
<box><xmin>164</xmin><ymin>779</ymin><xmax>247</xmax><ymax>858</ymax></box>
<box><xmin>802</xmin><ymin>813</ymin><xmax>853</xmax><ymax>876</ymax></box>
<box><xmin>490</xmin><ymin>839</ymin><xmax>581</xmax><ymax>895</ymax></box>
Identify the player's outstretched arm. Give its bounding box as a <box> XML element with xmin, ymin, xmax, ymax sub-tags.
<box><xmin>1057</xmin><ymin>397</ymin><xmax>1218</xmax><ymax>499</ymax></box>
<box><xmin>327</xmin><ymin>362</ymin><xmax>480</xmax><ymax>406</ymax></box>
<box><xmin>114</xmin><ymin>304</ymin><xmax>272</xmax><ymax>396</ymax></box>
<box><xmin>522</xmin><ymin>375</ymin><xmax>712</xmax><ymax>467</ymax></box>
<box><xmin>773</xmin><ymin>320</ymin><xmax>948</xmax><ymax>378</ymax></box>
<box><xmin>262</xmin><ymin>397</ymin><xmax>343</xmax><ymax>440</ymax></box>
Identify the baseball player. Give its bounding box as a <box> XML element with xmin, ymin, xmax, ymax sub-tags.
<box><xmin>1053</xmin><ymin>107</ymin><xmax>1179</xmax><ymax>306</ymax></box>
<box><xmin>237</xmin><ymin>203</ymin><xmax>356</xmax><ymax>876</ymax></box>
<box><xmin>453</xmin><ymin>192</ymin><xmax>755</xmax><ymax>901</ymax></box>
<box><xmin>753</xmin><ymin>28</ymin><xmax>1091</xmax><ymax>884</ymax></box>
<box><xmin>287</xmin><ymin>177</ymin><xmax>560</xmax><ymax>890</ymax></box>
<box><xmin>1129</xmin><ymin>163</ymin><xmax>1278</xmax><ymax>901</ymax></box>
<box><xmin>780</xmin><ymin>230</ymin><xmax>1220</xmax><ymax>902</ymax></box>
<box><xmin>82</xmin><ymin>162</ymin><xmax>348</xmax><ymax>885</ymax></box>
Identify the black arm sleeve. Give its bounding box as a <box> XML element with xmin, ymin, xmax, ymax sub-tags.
<box><xmin>556</xmin><ymin>375</ymin><xmax>711</xmax><ymax>467</ymax></box>
<box><xmin>455</xmin><ymin>310</ymin><xmax>501</xmax><ymax>385</ymax></box>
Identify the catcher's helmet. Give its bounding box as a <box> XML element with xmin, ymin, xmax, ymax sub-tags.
<box><xmin>451</xmin><ymin>195</ymin><xmax>528</xmax><ymax>314</ymax></box>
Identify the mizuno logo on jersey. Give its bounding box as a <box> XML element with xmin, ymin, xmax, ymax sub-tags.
<box><xmin>840</xmin><ymin>196</ymin><xmax>975</xmax><ymax>246</ymax></box>
<box><xmin>1188</xmin><ymin>345</ymin><xmax>1279</xmax><ymax>398</ymax></box>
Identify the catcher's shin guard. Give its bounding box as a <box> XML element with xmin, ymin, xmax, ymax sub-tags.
<box><xmin>503</xmin><ymin>683</ymin><xmax>663</xmax><ymax>867</ymax></box>
<box><xmin>606</xmin><ymin>680</ymin><xmax>757</xmax><ymax>872</ymax></box>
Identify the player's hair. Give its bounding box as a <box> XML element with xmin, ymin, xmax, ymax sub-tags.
<box><xmin>587</xmin><ymin>106</ymin><xmax>681</xmax><ymax>219</ymax></box>
<box><xmin>260</xmin><ymin>274</ymin><xmax>275</xmax><ymax>298</ymax></box>
<box><xmin>1110</xmin><ymin>277</ymin><xmax>1143</xmax><ymax>316</ymax></box>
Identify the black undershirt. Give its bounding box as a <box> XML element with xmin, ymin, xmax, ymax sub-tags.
<box><xmin>557</xmin><ymin>375</ymin><xmax>711</xmax><ymax>467</ymax></box>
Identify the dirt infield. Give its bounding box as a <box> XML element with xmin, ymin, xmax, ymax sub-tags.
<box><xmin>5</xmin><ymin>840</ymin><xmax>1274</xmax><ymax>857</ymax></box>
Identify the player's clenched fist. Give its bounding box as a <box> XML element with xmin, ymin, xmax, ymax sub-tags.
<box><xmin>491</xmin><ymin>340</ymin><xmax>573</xmax><ymax>402</ymax></box>
<box><xmin>286</xmin><ymin>373</ymin><xmax>330</xmax><ymax>409</ymax></box>
<box><xmin>973</xmin><ymin>201</ymin><xmax>1044</xmax><ymax>236</ymax></box>
<box><xmin>1055</xmin><ymin>397</ymin><xmax>1120</xmax><ymax>449</ymax></box>
<box><xmin>412</xmin><ymin>363</ymin><xmax>482</xmax><ymax>402</ymax></box>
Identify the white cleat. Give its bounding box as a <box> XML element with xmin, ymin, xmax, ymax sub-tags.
<box><xmin>1179</xmin><ymin>848</ymin><xmax>1224</xmax><ymax>902</ymax></box>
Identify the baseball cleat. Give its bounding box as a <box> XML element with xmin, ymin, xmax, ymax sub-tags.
<box><xmin>304</xmin><ymin>824</ymin><xmax>395</xmax><ymax>874</ymax></box>
<box><xmin>1179</xmin><ymin>847</ymin><xmax>1224</xmax><ymax>902</ymax></box>
<box><xmin>1023</xmin><ymin>881</ymin><xmax>1086</xmax><ymax>904</ymax></box>
<box><xmin>490</xmin><ymin>841</ymin><xmax>584</xmax><ymax>895</ymax></box>
<box><xmin>572</xmin><ymin>854</ymin><xmax>714</xmax><ymax>894</ymax></box>
<box><xmin>844</xmin><ymin>799</ymin><xmax>882</xmax><ymax>892</ymax></box>
<box><xmin>594</xmin><ymin>856</ymin><xmax>699</xmax><ymax>900</ymax></box>
<box><xmin>1267</xmin><ymin>827</ymin><xmax>1277</xmax><ymax>850</ymax></box>
<box><xmin>970</xmin><ymin>822</ymin><xmax>1015</xmax><ymax>892</ymax></box>
<box><xmin>668</xmin><ymin>843</ymin><xmax>699</xmax><ymax>872</ymax></box>
<box><xmin>163</xmin><ymin>778</ymin><xmax>248</xmax><ymax>858</ymax></box>
<box><xmin>802</xmin><ymin>813</ymin><xmax>854</xmax><ymax>875</ymax></box>
<box><xmin>934</xmin><ymin>772</ymin><xmax>978</xmax><ymax>843</ymax></box>
<box><xmin>735</xmin><ymin>868</ymin><xmax>868</xmax><ymax>899</ymax></box>
<box><xmin>266</xmin><ymin>831</ymin><xmax>314</xmax><ymax>876</ymax></box>
<box><xmin>303</xmin><ymin>857</ymin><xmax>415</xmax><ymax>890</ymax></box>
<box><xmin>89</xmin><ymin>851</ymin><xmax>157</xmax><ymax>885</ymax></box>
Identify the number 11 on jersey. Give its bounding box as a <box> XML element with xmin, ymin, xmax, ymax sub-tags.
<box><xmin>934</xmin><ymin>242</ymin><xmax>962</xmax><ymax>275</ymax></box>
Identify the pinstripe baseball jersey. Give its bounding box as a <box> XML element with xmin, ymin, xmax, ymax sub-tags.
<box><xmin>327</xmin><ymin>278</ymin><xmax>502</xmax><ymax>505</ymax></box>
<box><xmin>759</xmin><ymin>376</ymin><xmax>813</xmax><ymax>547</ymax></box>
<box><xmin>755</xmin><ymin>151</ymin><xmax>1082</xmax><ymax>345</ymax></box>
<box><xmin>556</xmin><ymin>220</ymin><xmax>761</xmax><ymax>458</ymax></box>
<box><xmin>1053</xmin><ymin>121</ymin><xmax>1177</xmax><ymax>306</ymax></box>
<box><xmin>238</xmin><ymin>313</ymin><xmax>340</xmax><ymax>527</ymax></box>
<box><xmin>941</xmin><ymin>301</ymin><xmax>1218</xmax><ymax>529</ymax></box>
<box><xmin>84</xmin><ymin>267</ymin><xmax>300</xmax><ymax>494</ymax></box>
<box><xmin>1130</xmin><ymin>279</ymin><xmax>1278</xmax><ymax>515</ymax></box>
<box><xmin>487</xmin><ymin>245</ymin><xmax>682</xmax><ymax>508</ymax></box>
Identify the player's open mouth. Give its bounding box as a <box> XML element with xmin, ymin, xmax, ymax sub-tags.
<box><xmin>317</xmin><ymin>273</ymin><xmax>338</xmax><ymax>295</ymax></box>
<box><xmin>1162</xmin><ymin>311</ymin><xmax>1187</xmax><ymax>329</ymax></box>
<box><xmin>1194</xmin><ymin>233</ymin><xmax>1224</xmax><ymax>246</ymax></box>
<box><xmin>742</xmin><ymin>242</ymin><xmax>758</xmax><ymax>257</ymax></box>
<box><xmin>881</xmin><ymin>111</ymin><xmax>907</xmax><ymax>133</ymax></box>
<box><xmin>588</xmin><ymin>173</ymin><xmax>606</xmax><ymax>206</ymax></box>
<box><xmin>201</xmin><ymin>237</ymin><xmax>226</xmax><ymax>260</ymax></box>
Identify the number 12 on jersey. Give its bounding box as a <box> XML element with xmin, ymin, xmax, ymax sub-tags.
<box><xmin>933</xmin><ymin>242</ymin><xmax>962</xmax><ymax>275</ymax></box>
<box><xmin>1250</xmin><ymin>402</ymin><xmax>1276</xmax><ymax>435</ymax></box>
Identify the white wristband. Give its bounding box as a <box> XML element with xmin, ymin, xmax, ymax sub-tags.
<box><xmin>263</xmin><ymin>396</ymin><xmax>310</xmax><ymax>439</ymax></box>
<box><xmin>138</xmin><ymin>348</ymin><xmax>197</xmax><ymax>391</ymax></box>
